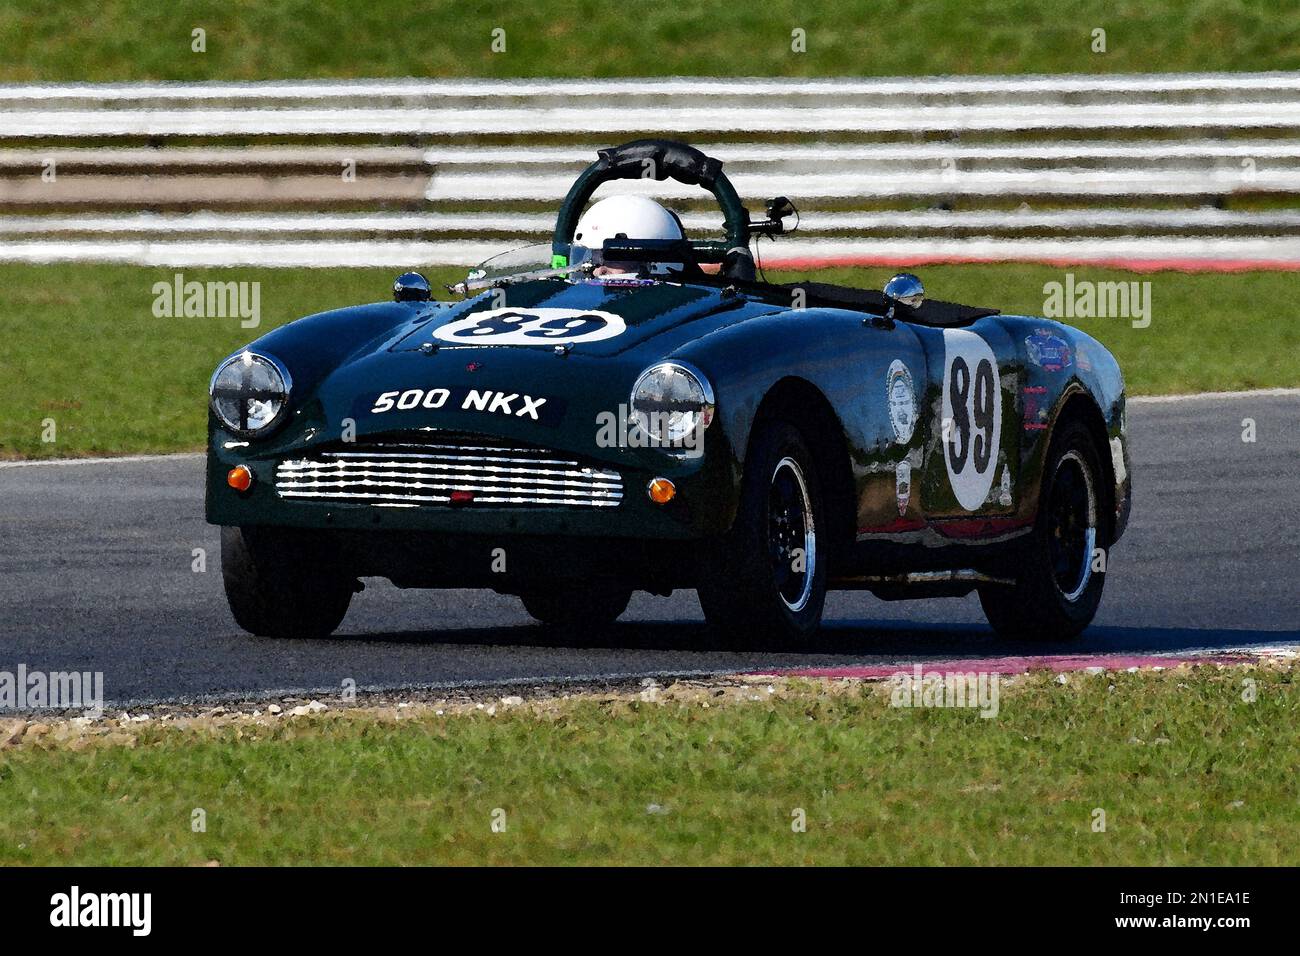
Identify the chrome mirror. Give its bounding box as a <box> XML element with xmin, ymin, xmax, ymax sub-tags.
<box><xmin>393</xmin><ymin>272</ymin><xmax>432</xmax><ymax>302</ymax></box>
<box><xmin>883</xmin><ymin>272</ymin><xmax>925</xmax><ymax>310</ymax></box>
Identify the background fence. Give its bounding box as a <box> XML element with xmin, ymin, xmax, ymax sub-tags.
<box><xmin>3</xmin><ymin>72</ymin><xmax>1300</xmax><ymax>269</ymax></box>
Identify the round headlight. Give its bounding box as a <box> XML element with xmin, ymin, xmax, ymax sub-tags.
<box><xmin>630</xmin><ymin>362</ymin><xmax>715</xmax><ymax>445</ymax></box>
<box><xmin>209</xmin><ymin>351</ymin><xmax>291</xmax><ymax>435</ymax></box>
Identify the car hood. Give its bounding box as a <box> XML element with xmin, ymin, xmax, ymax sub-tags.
<box><xmin>392</xmin><ymin>277</ymin><xmax>781</xmax><ymax>359</ymax></box>
<box><xmin>250</xmin><ymin>278</ymin><xmax>781</xmax><ymax>462</ymax></box>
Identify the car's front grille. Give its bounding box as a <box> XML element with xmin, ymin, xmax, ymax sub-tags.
<box><xmin>274</xmin><ymin>441</ymin><xmax>623</xmax><ymax>508</ymax></box>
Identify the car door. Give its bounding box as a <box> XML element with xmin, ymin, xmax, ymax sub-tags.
<box><xmin>914</xmin><ymin>318</ymin><xmax>1022</xmax><ymax>524</ymax></box>
<box><xmin>842</xmin><ymin>320</ymin><xmax>930</xmax><ymax>535</ymax></box>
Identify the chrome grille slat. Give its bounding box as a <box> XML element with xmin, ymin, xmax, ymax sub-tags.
<box><xmin>277</xmin><ymin>476</ymin><xmax>623</xmax><ymax>498</ymax></box>
<box><xmin>278</xmin><ymin>480</ymin><xmax>623</xmax><ymax>499</ymax></box>
<box><xmin>278</xmin><ymin>465</ymin><xmax>621</xmax><ymax>488</ymax></box>
<box><xmin>279</xmin><ymin>458</ymin><xmax>619</xmax><ymax>484</ymax></box>
<box><xmin>278</xmin><ymin>489</ymin><xmax>621</xmax><ymax>508</ymax></box>
<box><xmin>275</xmin><ymin>440</ymin><xmax>624</xmax><ymax>509</ymax></box>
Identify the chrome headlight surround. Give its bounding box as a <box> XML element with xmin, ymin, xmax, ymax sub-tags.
<box><xmin>629</xmin><ymin>361</ymin><xmax>715</xmax><ymax>446</ymax></box>
<box><xmin>209</xmin><ymin>351</ymin><xmax>292</xmax><ymax>436</ymax></box>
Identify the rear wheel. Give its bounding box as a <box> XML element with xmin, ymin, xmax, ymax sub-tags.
<box><xmin>697</xmin><ymin>419</ymin><xmax>828</xmax><ymax>647</ymax></box>
<box><xmin>221</xmin><ymin>526</ymin><xmax>355</xmax><ymax>638</ymax></box>
<box><xmin>979</xmin><ymin>421</ymin><xmax>1109</xmax><ymax>640</ymax></box>
<box><xmin>520</xmin><ymin>585</ymin><xmax>632</xmax><ymax>629</ymax></box>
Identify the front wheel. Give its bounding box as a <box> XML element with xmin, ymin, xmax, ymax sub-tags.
<box><xmin>979</xmin><ymin>421</ymin><xmax>1109</xmax><ymax>641</ymax></box>
<box><xmin>221</xmin><ymin>526</ymin><xmax>355</xmax><ymax>638</ymax></box>
<box><xmin>697</xmin><ymin>419</ymin><xmax>828</xmax><ymax>647</ymax></box>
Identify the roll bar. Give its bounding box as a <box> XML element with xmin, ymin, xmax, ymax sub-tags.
<box><xmin>550</xmin><ymin>139</ymin><xmax>754</xmax><ymax>275</ymax></box>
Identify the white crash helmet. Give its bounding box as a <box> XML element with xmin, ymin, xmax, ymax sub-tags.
<box><xmin>571</xmin><ymin>195</ymin><xmax>685</xmax><ymax>275</ymax></box>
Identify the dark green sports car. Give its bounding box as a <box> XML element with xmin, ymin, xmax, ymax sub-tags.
<box><xmin>206</xmin><ymin>139</ymin><xmax>1131</xmax><ymax>645</ymax></box>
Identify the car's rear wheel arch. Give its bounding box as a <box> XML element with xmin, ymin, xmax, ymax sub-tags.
<box><xmin>746</xmin><ymin>377</ymin><xmax>856</xmax><ymax>566</ymax></box>
<box><xmin>1046</xmin><ymin>390</ymin><xmax>1115</xmax><ymax>539</ymax></box>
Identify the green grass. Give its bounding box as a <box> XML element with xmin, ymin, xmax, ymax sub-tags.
<box><xmin>2</xmin><ymin>262</ymin><xmax>1297</xmax><ymax>459</ymax></box>
<box><xmin>0</xmin><ymin>668</ymin><xmax>1296</xmax><ymax>865</ymax></box>
<box><xmin>0</xmin><ymin>0</ymin><xmax>1297</xmax><ymax>82</ymax></box>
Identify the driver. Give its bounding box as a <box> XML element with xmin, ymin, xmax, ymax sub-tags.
<box><xmin>571</xmin><ymin>195</ymin><xmax>685</xmax><ymax>277</ymax></box>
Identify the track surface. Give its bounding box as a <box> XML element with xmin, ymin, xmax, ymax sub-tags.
<box><xmin>2</xmin><ymin>393</ymin><xmax>1296</xmax><ymax>708</ymax></box>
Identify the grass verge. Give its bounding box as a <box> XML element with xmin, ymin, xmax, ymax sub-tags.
<box><xmin>2</xmin><ymin>262</ymin><xmax>1297</xmax><ymax>459</ymax></box>
<box><xmin>0</xmin><ymin>664</ymin><xmax>1295</xmax><ymax>865</ymax></box>
<box><xmin>1</xmin><ymin>0</ymin><xmax>1296</xmax><ymax>82</ymax></box>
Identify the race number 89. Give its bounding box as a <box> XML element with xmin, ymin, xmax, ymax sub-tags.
<box><xmin>946</xmin><ymin>356</ymin><xmax>996</xmax><ymax>475</ymax></box>
<box><xmin>941</xmin><ymin>329</ymin><xmax>1003</xmax><ymax>510</ymax></box>
<box><xmin>432</xmin><ymin>307</ymin><xmax>627</xmax><ymax>346</ymax></box>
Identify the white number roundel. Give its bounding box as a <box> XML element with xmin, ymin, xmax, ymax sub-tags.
<box><xmin>941</xmin><ymin>329</ymin><xmax>1002</xmax><ymax>510</ymax></box>
<box><xmin>432</xmin><ymin>307</ymin><xmax>626</xmax><ymax>346</ymax></box>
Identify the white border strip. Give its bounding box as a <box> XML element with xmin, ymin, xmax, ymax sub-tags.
<box><xmin>6</xmin><ymin>208</ymin><xmax>1300</xmax><ymax>238</ymax></box>
<box><xmin>5</xmin><ymin>236</ymin><xmax>1300</xmax><ymax>267</ymax></box>
<box><xmin>5</xmin><ymin>71</ymin><xmax>1300</xmax><ymax>101</ymax></box>
<box><xmin>0</xmin><ymin>452</ymin><xmax>203</xmax><ymax>469</ymax></box>
<box><xmin>9</xmin><ymin>103</ymin><xmax>1300</xmax><ymax>137</ymax></box>
<box><xmin>1129</xmin><ymin>387</ymin><xmax>1300</xmax><ymax>404</ymax></box>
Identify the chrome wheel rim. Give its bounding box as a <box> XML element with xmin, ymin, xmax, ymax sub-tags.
<box><xmin>769</xmin><ymin>456</ymin><xmax>816</xmax><ymax>612</ymax></box>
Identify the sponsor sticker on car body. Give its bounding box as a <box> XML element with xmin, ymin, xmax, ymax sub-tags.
<box><xmin>1025</xmin><ymin>329</ymin><xmax>1074</xmax><ymax>372</ymax></box>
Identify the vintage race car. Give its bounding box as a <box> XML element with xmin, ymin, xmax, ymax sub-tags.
<box><xmin>206</xmin><ymin>139</ymin><xmax>1131</xmax><ymax>644</ymax></box>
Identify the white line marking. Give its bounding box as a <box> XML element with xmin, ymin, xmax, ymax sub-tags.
<box><xmin>10</xmin><ymin>207</ymin><xmax>1300</xmax><ymax>239</ymax></box>
<box><xmin>8</xmin><ymin>102</ymin><xmax>1300</xmax><ymax>138</ymax></box>
<box><xmin>1129</xmin><ymin>388</ymin><xmax>1300</xmax><ymax>404</ymax></box>
<box><xmin>0</xmin><ymin>452</ymin><xmax>203</xmax><ymax>469</ymax></box>
<box><xmin>6</xmin><ymin>139</ymin><xmax>1294</xmax><ymax>166</ymax></box>
<box><xmin>419</xmin><ymin>140</ymin><xmax>1300</xmax><ymax>164</ymax></box>
<box><xmin>424</xmin><ymin>168</ymin><xmax>1300</xmax><ymax>201</ymax></box>
<box><xmin>5</xmin><ymin>71</ymin><xmax>1300</xmax><ymax>102</ymax></box>
<box><xmin>8</xmin><ymin>235</ymin><xmax>1300</xmax><ymax>268</ymax></box>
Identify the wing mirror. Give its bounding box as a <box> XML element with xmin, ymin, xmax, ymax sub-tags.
<box><xmin>877</xmin><ymin>272</ymin><xmax>924</xmax><ymax>327</ymax></box>
<box><xmin>393</xmin><ymin>272</ymin><xmax>432</xmax><ymax>302</ymax></box>
<box><xmin>883</xmin><ymin>272</ymin><xmax>925</xmax><ymax>310</ymax></box>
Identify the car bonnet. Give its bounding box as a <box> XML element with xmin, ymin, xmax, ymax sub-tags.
<box><xmin>391</xmin><ymin>277</ymin><xmax>779</xmax><ymax>358</ymax></box>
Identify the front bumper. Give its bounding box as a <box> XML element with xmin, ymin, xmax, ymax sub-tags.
<box><xmin>205</xmin><ymin>428</ymin><xmax>738</xmax><ymax>541</ymax></box>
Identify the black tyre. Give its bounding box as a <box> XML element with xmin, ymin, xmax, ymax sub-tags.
<box><xmin>979</xmin><ymin>421</ymin><xmax>1109</xmax><ymax>641</ymax></box>
<box><xmin>221</xmin><ymin>526</ymin><xmax>355</xmax><ymax>638</ymax></box>
<box><xmin>697</xmin><ymin>419</ymin><xmax>828</xmax><ymax>646</ymax></box>
<box><xmin>519</xmin><ymin>586</ymin><xmax>632</xmax><ymax>628</ymax></box>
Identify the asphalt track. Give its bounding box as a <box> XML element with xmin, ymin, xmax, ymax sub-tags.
<box><xmin>1</xmin><ymin>392</ymin><xmax>1296</xmax><ymax>709</ymax></box>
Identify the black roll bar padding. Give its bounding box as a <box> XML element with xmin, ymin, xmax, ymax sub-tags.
<box><xmin>551</xmin><ymin>139</ymin><xmax>752</xmax><ymax>264</ymax></box>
